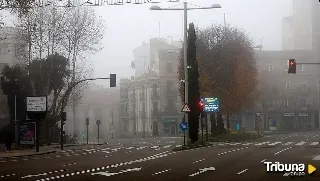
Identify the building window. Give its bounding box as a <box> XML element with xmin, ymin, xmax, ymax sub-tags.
<box><xmin>167</xmin><ymin>63</ymin><xmax>173</xmax><ymax>73</ymax></box>
<box><xmin>268</xmin><ymin>64</ymin><xmax>273</xmax><ymax>71</ymax></box>
<box><xmin>300</xmin><ymin>83</ymin><xmax>307</xmax><ymax>92</ymax></box>
<box><xmin>283</xmin><ymin>98</ymin><xmax>289</xmax><ymax>107</ymax></box>
<box><xmin>285</xmin><ymin>81</ymin><xmax>290</xmax><ymax>89</ymax></box>
<box><xmin>268</xmin><ymin>100</ymin><xmax>275</xmax><ymax>108</ymax></box>
<box><xmin>167</xmin><ymin>80</ymin><xmax>173</xmax><ymax>92</ymax></box>
<box><xmin>0</xmin><ymin>47</ymin><xmax>9</xmax><ymax>54</ymax></box>
<box><xmin>300</xmin><ymin>64</ymin><xmax>305</xmax><ymax>71</ymax></box>
<box><xmin>301</xmin><ymin>98</ymin><xmax>307</xmax><ymax>107</ymax></box>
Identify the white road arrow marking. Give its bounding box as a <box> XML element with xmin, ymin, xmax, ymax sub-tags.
<box><xmin>189</xmin><ymin>167</ymin><xmax>215</xmax><ymax>176</ymax></box>
<box><xmin>91</xmin><ymin>167</ymin><xmax>142</xmax><ymax>177</ymax></box>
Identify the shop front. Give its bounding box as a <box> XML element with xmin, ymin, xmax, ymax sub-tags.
<box><xmin>280</xmin><ymin>113</ymin><xmax>295</xmax><ymax>131</ymax></box>
<box><xmin>297</xmin><ymin>113</ymin><xmax>311</xmax><ymax>129</ymax></box>
<box><xmin>161</xmin><ymin>118</ymin><xmax>178</xmax><ymax>136</ymax></box>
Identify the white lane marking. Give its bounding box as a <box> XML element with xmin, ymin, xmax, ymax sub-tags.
<box><xmin>274</xmin><ymin>147</ymin><xmax>291</xmax><ymax>155</ymax></box>
<box><xmin>163</xmin><ymin>145</ymin><xmax>172</xmax><ymax>149</ymax></box>
<box><xmin>310</xmin><ymin>142</ymin><xmax>319</xmax><ymax>146</ymax></box>
<box><xmin>193</xmin><ymin>159</ymin><xmax>205</xmax><ymax>163</ymax></box>
<box><xmin>189</xmin><ymin>167</ymin><xmax>215</xmax><ymax>177</ymax></box>
<box><xmin>255</xmin><ymin>142</ymin><xmax>269</xmax><ymax>146</ymax></box>
<box><xmin>217</xmin><ymin>147</ymin><xmax>248</xmax><ymax>155</ymax></box>
<box><xmin>176</xmin><ymin>145</ymin><xmax>182</xmax><ymax>148</ymax></box>
<box><xmin>62</xmin><ymin>163</ymin><xmax>76</xmax><ymax>167</ymax></box>
<box><xmin>151</xmin><ymin>146</ymin><xmax>159</xmax><ymax>149</ymax></box>
<box><xmin>237</xmin><ymin>169</ymin><xmax>248</xmax><ymax>175</ymax></box>
<box><xmin>91</xmin><ymin>167</ymin><xmax>142</xmax><ymax>176</ymax></box>
<box><xmin>152</xmin><ymin>169</ymin><xmax>171</xmax><ymax>175</ymax></box>
<box><xmin>295</xmin><ymin>141</ymin><xmax>306</xmax><ymax>146</ymax></box>
<box><xmin>137</xmin><ymin>146</ymin><xmax>147</xmax><ymax>150</ymax></box>
<box><xmin>312</xmin><ymin>155</ymin><xmax>320</xmax><ymax>160</ymax></box>
<box><xmin>126</xmin><ymin>147</ymin><xmax>134</xmax><ymax>150</ymax></box>
<box><xmin>261</xmin><ymin>159</ymin><xmax>267</xmax><ymax>163</ymax></box>
<box><xmin>283</xmin><ymin>142</ymin><xmax>294</xmax><ymax>145</ymax></box>
<box><xmin>268</xmin><ymin>142</ymin><xmax>282</xmax><ymax>146</ymax></box>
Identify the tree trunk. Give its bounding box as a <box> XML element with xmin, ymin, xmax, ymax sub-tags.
<box><xmin>217</xmin><ymin>112</ymin><xmax>225</xmax><ymax>135</ymax></box>
<box><xmin>210</xmin><ymin>112</ymin><xmax>217</xmax><ymax>136</ymax></box>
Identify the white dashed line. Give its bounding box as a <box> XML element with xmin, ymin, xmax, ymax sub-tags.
<box><xmin>274</xmin><ymin>147</ymin><xmax>291</xmax><ymax>155</ymax></box>
<box><xmin>237</xmin><ymin>169</ymin><xmax>248</xmax><ymax>175</ymax></box>
<box><xmin>152</xmin><ymin>169</ymin><xmax>171</xmax><ymax>175</ymax></box>
<box><xmin>193</xmin><ymin>159</ymin><xmax>205</xmax><ymax>163</ymax></box>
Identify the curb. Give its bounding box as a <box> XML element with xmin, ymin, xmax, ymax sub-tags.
<box><xmin>0</xmin><ymin>150</ymin><xmax>57</xmax><ymax>159</ymax></box>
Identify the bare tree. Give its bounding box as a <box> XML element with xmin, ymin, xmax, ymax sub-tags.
<box><xmin>13</xmin><ymin>4</ymin><xmax>105</xmax><ymax>126</ymax></box>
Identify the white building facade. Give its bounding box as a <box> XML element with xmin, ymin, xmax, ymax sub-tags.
<box><xmin>120</xmin><ymin>38</ymin><xmax>182</xmax><ymax>137</ymax></box>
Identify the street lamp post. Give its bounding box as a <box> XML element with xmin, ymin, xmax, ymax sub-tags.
<box><xmin>150</xmin><ymin>2</ymin><xmax>222</xmax><ymax>143</ymax></box>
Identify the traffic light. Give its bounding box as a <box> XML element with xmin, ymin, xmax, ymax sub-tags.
<box><xmin>288</xmin><ymin>59</ymin><xmax>296</xmax><ymax>74</ymax></box>
<box><xmin>61</xmin><ymin>111</ymin><xmax>67</xmax><ymax>124</ymax></box>
<box><xmin>199</xmin><ymin>101</ymin><xmax>204</xmax><ymax>112</ymax></box>
<box><xmin>110</xmin><ymin>74</ymin><xmax>116</xmax><ymax>87</ymax></box>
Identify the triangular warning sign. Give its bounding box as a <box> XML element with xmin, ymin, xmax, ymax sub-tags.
<box><xmin>181</xmin><ymin>103</ymin><xmax>191</xmax><ymax>112</ymax></box>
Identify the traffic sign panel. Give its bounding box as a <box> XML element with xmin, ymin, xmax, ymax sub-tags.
<box><xmin>179</xmin><ymin>121</ymin><xmax>188</xmax><ymax>131</ymax></box>
<box><xmin>181</xmin><ymin>103</ymin><xmax>191</xmax><ymax>112</ymax></box>
<box><xmin>26</xmin><ymin>96</ymin><xmax>47</xmax><ymax>112</ymax></box>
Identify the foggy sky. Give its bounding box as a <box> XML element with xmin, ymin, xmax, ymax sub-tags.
<box><xmin>1</xmin><ymin>0</ymin><xmax>292</xmax><ymax>87</ymax></box>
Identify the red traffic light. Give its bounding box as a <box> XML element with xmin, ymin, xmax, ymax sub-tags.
<box><xmin>199</xmin><ymin>101</ymin><xmax>204</xmax><ymax>106</ymax></box>
<box><xmin>288</xmin><ymin>59</ymin><xmax>296</xmax><ymax>74</ymax></box>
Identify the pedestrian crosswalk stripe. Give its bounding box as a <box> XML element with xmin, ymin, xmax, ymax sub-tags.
<box><xmin>310</xmin><ymin>142</ymin><xmax>319</xmax><ymax>146</ymax></box>
<box><xmin>295</xmin><ymin>141</ymin><xmax>306</xmax><ymax>145</ymax></box>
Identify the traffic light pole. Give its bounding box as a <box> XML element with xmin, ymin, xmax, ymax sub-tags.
<box><xmin>86</xmin><ymin>124</ymin><xmax>89</xmax><ymax>144</ymax></box>
<box><xmin>200</xmin><ymin>112</ymin><xmax>203</xmax><ymax>143</ymax></box>
<box><xmin>60</xmin><ymin>76</ymin><xmax>115</xmax><ymax>150</ymax></box>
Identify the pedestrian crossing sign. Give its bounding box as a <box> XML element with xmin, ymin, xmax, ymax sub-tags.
<box><xmin>181</xmin><ymin>103</ymin><xmax>191</xmax><ymax>112</ymax></box>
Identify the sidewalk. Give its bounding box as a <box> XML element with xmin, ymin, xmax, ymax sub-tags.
<box><xmin>0</xmin><ymin>145</ymin><xmax>57</xmax><ymax>158</ymax></box>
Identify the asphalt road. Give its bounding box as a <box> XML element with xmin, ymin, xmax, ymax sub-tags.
<box><xmin>0</xmin><ymin>133</ymin><xmax>320</xmax><ymax>181</ymax></box>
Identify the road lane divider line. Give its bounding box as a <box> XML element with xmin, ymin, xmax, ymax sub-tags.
<box><xmin>261</xmin><ymin>159</ymin><xmax>267</xmax><ymax>163</ymax></box>
<box><xmin>274</xmin><ymin>147</ymin><xmax>291</xmax><ymax>155</ymax></box>
<box><xmin>20</xmin><ymin>169</ymin><xmax>66</xmax><ymax>179</ymax></box>
<box><xmin>0</xmin><ymin>173</ymin><xmax>17</xmax><ymax>178</ymax></box>
<box><xmin>217</xmin><ymin>147</ymin><xmax>248</xmax><ymax>156</ymax></box>
<box><xmin>62</xmin><ymin>163</ymin><xmax>76</xmax><ymax>167</ymax></box>
<box><xmin>152</xmin><ymin>169</ymin><xmax>171</xmax><ymax>175</ymax></box>
<box><xmin>193</xmin><ymin>159</ymin><xmax>205</xmax><ymax>163</ymax></box>
<box><xmin>237</xmin><ymin>169</ymin><xmax>248</xmax><ymax>175</ymax></box>
<box><xmin>35</xmin><ymin>151</ymin><xmax>171</xmax><ymax>181</ymax></box>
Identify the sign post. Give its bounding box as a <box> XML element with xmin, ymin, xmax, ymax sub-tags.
<box><xmin>96</xmin><ymin>120</ymin><xmax>101</xmax><ymax>144</ymax></box>
<box><xmin>86</xmin><ymin>118</ymin><xmax>89</xmax><ymax>144</ymax></box>
<box><xmin>179</xmin><ymin>120</ymin><xmax>188</xmax><ymax>146</ymax></box>
<box><xmin>255</xmin><ymin>112</ymin><xmax>262</xmax><ymax>134</ymax></box>
<box><xmin>26</xmin><ymin>96</ymin><xmax>47</xmax><ymax>152</ymax></box>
